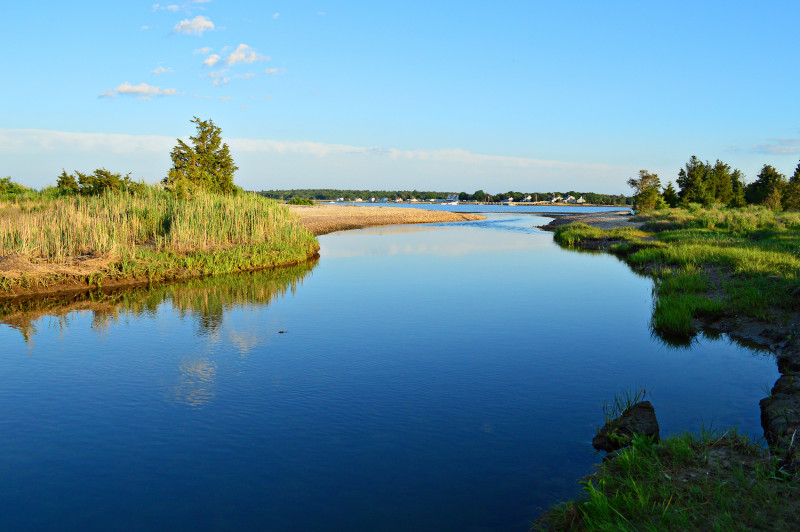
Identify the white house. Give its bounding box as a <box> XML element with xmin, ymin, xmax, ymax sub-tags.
<box><xmin>577</xmin><ymin>196</ymin><xmax>586</xmax><ymax>204</ymax></box>
<box><xmin>564</xmin><ymin>195</ymin><xmax>576</xmax><ymax>203</ymax></box>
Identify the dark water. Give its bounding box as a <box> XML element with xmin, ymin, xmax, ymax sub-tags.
<box><xmin>0</xmin><ymin>214</ymin><xmax>777</xmax><ymax>531</ymax></box>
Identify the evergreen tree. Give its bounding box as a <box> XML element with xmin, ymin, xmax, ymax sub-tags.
<box><xmin>708</xmin><ymin>159</ymin><xmax>734</xmax><ymax>205</ymax></box>
<box><xmin>164</xmin><ymin>117</ymin><xmax>238</xmax><ymax>195</ymax></box>
<box><xmin>676</xmin><ymin>155</ymin><xmax>712</xmax><ymax>205</ymax></box>
<box><xmin>782</xmin><ymin>160</ymin><xmax>800</xmax><ymax>211</ymax></box>
<box><xmin>728</xmin><ymin>169</ymin><xmax>747</xmax><ymax>208</ymax></box>
<box><xmin>661</xmin><ymin>182</ymin><xmax>679</xmax><ymax>208</ymax></box>
<box><xmin>745</xmin><ymin>164</ymin><xmax>786</xmax><ymax>207</ymax></box>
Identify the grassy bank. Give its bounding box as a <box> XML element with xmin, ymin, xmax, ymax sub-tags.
<box><xmin>553</xmin><ymin>206</ymin><xmax>800</xmax><ymax>344</ymax></box>
<box><xmin>534</xmin><ymin>429</ymin><xmax>800</xmax><ymax>531</ymax></box>
<box><xmin>0</xmin><ymin>186</ymin><xmax>319</xmax><ymax>296</ymax></box>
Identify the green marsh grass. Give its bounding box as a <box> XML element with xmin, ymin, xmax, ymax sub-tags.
<box><xmin>0</xmin><ymin>185</ymin><xmax>319</xmax><ymax>290</ymax></box>
<box><xmin>535</xmin><ymin>429</ymin><xmax>800</xmax><ymax>531</ymax></box>
<box><xmin>553</xmin><ymin>206</ymin><xmax>800</xmax><ymax>342</ymax></box>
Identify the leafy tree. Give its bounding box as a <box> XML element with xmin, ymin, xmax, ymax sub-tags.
<box><xmin>745</xmin><ymin>164</ymin><xmax>785</xmax><ymax>207</ymax></box>
<box><xmin>0</xmin><ymin>176</ymin><xmax>28</xmax><ymax>199</ymax></box>
<box><xmin>57</xmin><ymin>168</ymin><xmax>138</xmax><ymax>196</ymax></box>
<box><xmin>56</xmin><ymin>170</ymin><xmax>80</xmax><ymax>194</ymax></box>
<box><xmin>164</xmin><ymin>117</ymin><xmax>238</xmax><ymax>195</ymax></box>
<box><xmin>473</xmin><ymin>189</ymin><xmax>486</xmax><ymax>202</ymax></box>
<box><xmin>627</xmin><ymin>170</ymin><xmax>662</xmax><ymax>211</ymax></box>
<box><xmin>661</xmin><ymin>182</ymin><xmax>679</xmax><ymax>208</ymax></box>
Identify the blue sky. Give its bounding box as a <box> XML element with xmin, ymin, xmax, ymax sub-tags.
<box><xmin>2</xmin><ymin>1</ymin><xmax>799</xmax><ymax>194</ymax></box>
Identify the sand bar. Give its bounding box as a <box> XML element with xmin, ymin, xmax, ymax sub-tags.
<box><xmin>288</xmin><ymin>204</ymin><xmax>485</xmax><ymax>236</ymax></box>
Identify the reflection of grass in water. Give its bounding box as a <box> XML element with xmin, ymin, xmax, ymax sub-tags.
<box><xmin>0</xmin><ymin>258</ymin><xmax>317</xmax><ymax>342</ymax></box>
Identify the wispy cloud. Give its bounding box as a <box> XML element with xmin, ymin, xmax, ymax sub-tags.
<box><xmin>226</xmin><ymin>44</ymin><xmax>269</xmax><ymax>66</ymax></box>
<box><xmin>219</xmin><ymin>96</ymin><xmax>233</xmax><ymax>101</ymax></box>
<box><xmin>173</xmin><ymin>15</ymin><xmax>214</xmax><ymax>35</ymax></box>
<box><xmin>264</xmin><ymin>68</ymin><xmax>282</xmax><ymax>75</ymax></box>
<box><xmin>235</xmin><ymin>73</ymin><xmax>256</xmax><ymax>80</ymax></box>
<box><xmin>273</xmin><ymin>13</ymin><xmax>280</xmax><ymax>19</ymax></box>
<box><xmin>204</xmin><ymin>70</ymin><xmax>229</xmax><ymax>86</ymax></box>
<box><xmin>203</xmin><ymin>54</ymin><xmax>220</xmax><ymax>67</ymax></box>
<box><xmin>752</xmin><ymin>138</ymin><xmax>800</xmax><ymax>155</ymax></box>
<box><xmin>194</xmin><ymin>47</ymin><xmax>213</xmax><ymax>54</ymax></box>
<box><xmin>100</xmin><ymin>82</ymin><xmax>178</xmax><ymax>98</ymax></box>
<box><xmin>152</xmin><ymin>66</ymin><xmax>173</xmax><ymax>74</ymax></box>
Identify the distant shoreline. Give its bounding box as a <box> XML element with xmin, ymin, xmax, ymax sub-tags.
<box><xmin>288</xmin><ymin>204</ymin><xmax>485</xmax><ymax>236</ymax></box>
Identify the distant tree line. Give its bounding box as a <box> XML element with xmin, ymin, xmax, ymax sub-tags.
<box><xmin>258</xmin><ymin>188</ymin><xmax>631</xmax><ymax>205</ymax></box>
<box><xmin>629</xmin><ymin>156</ymin><xmax>800</xmax><ymax>211</ymax></box>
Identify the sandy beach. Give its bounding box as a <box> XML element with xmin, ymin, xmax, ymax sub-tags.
<box><xmin>288</xmin><ymin>204</ymin><xmax>485</xmax><ymax>235</ymax></box>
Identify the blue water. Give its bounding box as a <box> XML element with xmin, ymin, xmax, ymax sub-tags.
<box><xmin>330</xmin><ymin>202</ymin><xmax>631</xmax><ymax>214</ymax></box>
<box><xmin>0</xmin><ymin>214</ymin><xmax>776</xmax><ymax>531</ymax></box>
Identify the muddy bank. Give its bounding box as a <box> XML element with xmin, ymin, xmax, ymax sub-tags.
<box><xmin>288</xmin><ymin>204</ymin><xmax>485</xmax><ymax>235</ymax></box>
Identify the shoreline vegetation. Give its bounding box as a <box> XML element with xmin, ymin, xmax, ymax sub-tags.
<box><xmin>0</xmin><ymin>191</ymin><xmax>485</xmax><ymax>300</ymax></box>
<box><xmin>536</xmin><ymin>207</ymin><xmax>800</xmax><ymax>531</ymax></box>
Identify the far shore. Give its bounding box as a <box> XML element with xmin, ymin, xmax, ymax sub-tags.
<box><xmin>288</xmin><ymin>204</ymin><xmax>485</xmax><ymax>236</ymax></box>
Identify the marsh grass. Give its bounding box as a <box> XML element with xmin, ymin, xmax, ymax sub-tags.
<box><xmin>554</xmin><ymin>206</ymin><xmax>800</xmax><ymax>341</ymax></box>
<box><xmin>601</xmin><ymin>387</ymin><xmax>648</xmax><ymax>425</ymax></box>
<box><xmin>0</xmin><ymin>185</ymin><xmax>319</xmax><ymax>290</ymax></box>
<box><xmin>534</xmin><ymin>429</ymin><xmax>800</xmax><ymax>531</ymax></box>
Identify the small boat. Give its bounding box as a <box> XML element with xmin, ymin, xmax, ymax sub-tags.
<box><xmin>444</xmin><ymin>200</ymin><xmax>458</xmax><ymax>205</ymax></box>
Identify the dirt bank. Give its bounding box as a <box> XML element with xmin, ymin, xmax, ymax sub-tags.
<box><xmin>288</xmin><ymin>204</ymin><xmax>485</xmax><ymax>235</ymax></box>
<box><xmin>539</xmin><ymin>210</ymin><xmax>641</xmax><ymax>231</ymax></box>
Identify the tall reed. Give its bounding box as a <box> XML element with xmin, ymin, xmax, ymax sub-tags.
<box><xmin>0</xmin><ymin>186</ymin><xmax>318</xmax><ymax>263</ymax></box>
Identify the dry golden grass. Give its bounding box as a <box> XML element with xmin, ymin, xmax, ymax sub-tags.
<box><xmin>288</xmin><ymin>204</ymin><xmax>485</xmax><ymax>235</ymax></box>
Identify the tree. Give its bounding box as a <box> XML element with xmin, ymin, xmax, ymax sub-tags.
<box><xmin>729</xmin><ymin>169</ymin><xmax>747</xmax><ymax>208</ymax></box>
<box><xmin>745</xmin><ymin>164</ymin><xmax>786</xmax><ymax>207</ymax></box>
<box><xmin>676</xmin><ymin>155</ymin><xmax>712</xmax><ymax>206</ymax></box>
<box><xmin>782</xmin><ymin>160</ymin><xmax>800</xmax><ymax>211</ymax></box>
<box><xmin>164</xmin><ymin>117</ymin><xmax>238</xmax><ymax>195</ymax></box>
<box><xmin>708</xmin><ymin>160</ymin><xmax>734</xmax><ymax>205</ymax></box>
<box><xmin>661</xmin><ymin>181</ymin><xmax>679</xmax><ymax>208</ymax></box>
<box><xmin>627</xmin><ymin>170</ymin><xmax>662</xmax><ymax>211</ymax></box>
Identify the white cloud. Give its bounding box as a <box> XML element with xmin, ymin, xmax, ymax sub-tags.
<box><xmin>0</xmin><ymin>128</ymin><xmax>635</xmax><ymax>193</ymax></box>
<box><xmin>152</xmin><ymin>66</ymin><xmax>173</xmax><ymax>74</ymax></box>
<box><xmin>203</xmin><ymin>54</ymin><xmax>220</xmax><ymax>67</ymax></box>
<box><xmin>194</xmin><ymin>47</ymin><xmax>213</xmax><ymax>54</ymax></box>
<box><xmin>140</xmin><ymin>25</ymin><xmax>150</xmax><ymax>30</ymax></box>
<box><xmin>752</xmin><ymin>138</ymin><xmax>800</xmax><ymax>155</ymax></box>
<box><xmin>100</xmin><ymin>82</ymin><xmax>179</xmax><ymax>98</ymax></box>
<box><xmin>273</xmin><ymin>13</ymin><xmax>280</xmax><ymax>19</ymax></box>
<box><xmin>265</xmin><ymin>68</ymin><xmax>280</xmax><ymax>75</ymax></box>
<box><xmin>219</xmin><ymin>96</ymin><xmax>233</xmax><ymax>101</ymax></box>
<box><xmin>173</xmin><ymin>15</ymin><xmax>214</xmax><ymax>35</ymax></box>
<box><xmin>235</xmin><ymin>73</ymin><xmax>256</xmax><ymax>79</ymax></box>
<box><xmin>226</xmin><ymin>44</ymin><xmax>269</xmax><ymax>66</ymax></box>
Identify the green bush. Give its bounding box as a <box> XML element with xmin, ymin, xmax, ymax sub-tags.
<box><xmin>288</xmin><ymin>197</ymin><xmax>314</xmax><ymax>205</ymax></box>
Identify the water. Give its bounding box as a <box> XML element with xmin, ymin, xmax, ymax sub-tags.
<box><xmin>0</xmin><ymin>214</ymin><xmax>777</xmax><ymax>531</ymax></box>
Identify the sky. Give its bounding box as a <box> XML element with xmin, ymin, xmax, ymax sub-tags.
<box><xmin>2</xmin><ymin>1</ymin><xmax>799</xmax><ymax>194</ymax></box>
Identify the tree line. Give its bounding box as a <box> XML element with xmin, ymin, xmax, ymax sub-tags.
<box><xmin>258</xmin><ymin>189</ymin><xmax>631</xmax><ymax>205</ymax></box>
<box><xmin>629</xmin><ymin>156</ymin><xmax>800</xmax><ymax>211</ymax></box>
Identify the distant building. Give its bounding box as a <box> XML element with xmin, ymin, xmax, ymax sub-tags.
<box><xmin>445</xmin><ymin>194</ymin><xmax>459</xmax><ymax>202</ymax></box>
<box><xmin>523</xmin><ymin>195</ymin><xmax>532</xmax><ymax>202</ymax></box>
<box><xmin>550</xmin><ymin>195</ymin><xmax>563</xmax><ymax>203</ymax></box>
<box><xmin>576</xmin><ymin>196</ymin><xmax>586</xmax><ymax>204</ymax></box>
<box><xmin>380</xmin><ymin>197</ymin><xmax>389</xmax><ymax>202</ymax></box>
<box><xmin>354</xmin><ymin>198</ymin><xmax>364</xmax><ymax>202</ymax></box>
<box><xmin>395</xmin><ymin>198</ymin><xmax>403</xmax><ymax>202</ymax></box>
<box><xmin>564</xmin><ymin>195</ymin><xmax>576</xmax><ymax>203</ymax></box>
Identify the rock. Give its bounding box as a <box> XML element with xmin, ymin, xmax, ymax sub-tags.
<box><xmin>592</xmin><ymin>401</ymin><xmax>660</xmax><ymax>452</ymax></box>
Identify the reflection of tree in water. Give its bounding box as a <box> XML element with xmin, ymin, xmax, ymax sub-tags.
<box><xmin>0</xmin><ymin>258</ymin><xmax>317</xmax><ymax>342</ymax></box>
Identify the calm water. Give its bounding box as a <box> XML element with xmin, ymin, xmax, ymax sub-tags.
<box><xmin>0</xmin><ymin>214</ymin><xmax>777</xmax><ymax>531</ymax></box>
